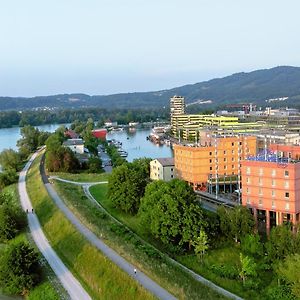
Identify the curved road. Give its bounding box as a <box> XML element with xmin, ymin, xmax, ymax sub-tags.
<box><xmin>42</xmin><ymin>157</ymin><xmax>177</xmax><ymax>300</ymax></box>
<box><xmin>18</xmin><ymin>150</ymin><xmax>91</xmax><ymax>300</ymax></box>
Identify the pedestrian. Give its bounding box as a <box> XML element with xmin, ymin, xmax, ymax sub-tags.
<box><xmin>31</xmin><ymin>208</ymin><xmax>34</xmax><ymax>213</ymax></box>
<box><xmin>26</xmin><ymin>209</ymin><xmax>28</xmax><ymax>213</ymax></box>
<box><xmin>134</xmin><ymin>268</ymin><xmax>137</xmax><ymax>275</ymax></box>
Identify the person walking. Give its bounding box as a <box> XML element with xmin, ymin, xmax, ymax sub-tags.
<box><xmin>134</xmin><ymin>268</ymin><xmax>137</xmax><ymax>275</ymax></box>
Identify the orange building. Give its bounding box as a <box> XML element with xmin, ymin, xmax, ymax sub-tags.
<box><xmin>174</xmin><ymin>135</ymin><xmax>257</xmax><ymax>190</ymax></box>
<box><xmin>241</xmin><ymin>144</ymin><xmax>300</xmax><ymax>234</ymax></box>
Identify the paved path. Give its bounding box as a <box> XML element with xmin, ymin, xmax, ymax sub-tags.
<box><xmin>49</xmin><ymin>176</ymin><xmax>107</xmax><ymax>186</ymax></box>
<box><xmin>18</xmin><ymin>150</ymin><xmax>92</xmax><ymax>300</ymax></box>
<box><xmin>51</xmin><ymin>174</ymin><xmax>243</xmax><ymax>300</ymax></box>
<box><xmin>41</xmin><ymin>158</ymin><xmax>176</xmax><ymax>300</ymax></box>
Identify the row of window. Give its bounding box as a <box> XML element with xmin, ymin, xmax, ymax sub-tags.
<box><xmin>246</xmin><ymin>198</ymin><xmax>290</xmax><ymax>210</ymax></box>
<box><xmin>246</xmin><ymin>167</ymin><xmax>290</xmax><ymax>177</ymax></box>
<box><xmin>246</xmin><ymin>187</ymin><xmax>290</xmax><ymax>198</ymax></box>
<box><xmin>246</xmin><ymin>177</ymin><xmax>290</xmax><ymax>188</ymax></box>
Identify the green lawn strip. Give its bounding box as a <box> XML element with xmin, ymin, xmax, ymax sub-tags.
<box><xmin>91</xmin><ymin>184</ymin><xmax>274</xmax><ymax>300</ymax></box>
<box><xmin>27</xmin><ymin>154</ymin><xmax>154</xmax><ymax>300</ymax></box>
<box><xmin>54</xmin><ymin>180</ymin><xmax>227</xmax><ymax>300</ymax></box>
<box><xmin>1</xmin><ymin>184</ymin><xmax>61</xmax><ymax>300</ymax></box>
<box><xmin>50</xmin><ymin>172</ymin><xmax>110</xmax><ymax>182</ymax></box>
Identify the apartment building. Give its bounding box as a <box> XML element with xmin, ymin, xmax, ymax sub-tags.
<box><xmin>150</xmin><ymin>158</ymin><xmax>175</xmax><ymax>182</ymax></box>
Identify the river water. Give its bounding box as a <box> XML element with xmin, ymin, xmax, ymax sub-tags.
<box><xmin>0</xmin><ymin>125</ymin><xmax>173</xmax><ymax>161</ymax></box>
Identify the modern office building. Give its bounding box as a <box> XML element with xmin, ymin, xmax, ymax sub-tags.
<box><xmin>150</xmin><ymin>158</ymin><xmax>175</xmax><ymax>181</ymax></box>
<box><xmin>241</xmin><ymin>144</ymin><xmax>300</xmax><ymax>234</ymax></box>
<box><xmin>174</xmin><ymin>135</ymin><xmax>257</xmax><ymax>191</ymax></box>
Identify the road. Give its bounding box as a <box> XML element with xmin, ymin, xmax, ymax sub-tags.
<box><xmin>18</xmin><ymin>150</ymin><xmax>91</xmax><ymax>300</ymax></box>
<box><xmin>41</xmin><ymin>156</ymin><xmax>177</xmax><ymax>300</ymax></box>
<box><xmin>49</xmin><ymin>176</ymin><xmax>108</xmax><ymax>186</ymax></box>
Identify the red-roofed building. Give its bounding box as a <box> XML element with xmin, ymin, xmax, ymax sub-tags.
<box><xmin>92</xmin><ymin>129</ymin><xmax>107</xmax><ymax>140</ymax></box>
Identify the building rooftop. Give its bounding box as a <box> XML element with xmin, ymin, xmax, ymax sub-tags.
<box><xmin>63</xmin><ymin>138</ymin><xmax>84</xmax><ymax>146</ymax></box>
<box><xmin>156</xmin><ymin>157</ymin><xmax>174</xmax><ymax>167</ymax></box>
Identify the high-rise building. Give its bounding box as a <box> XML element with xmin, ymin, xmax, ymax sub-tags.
<box><xmin>170</xmin><ymin>95</ymin><xmax>185</xmax><ymax>117</ymax></box>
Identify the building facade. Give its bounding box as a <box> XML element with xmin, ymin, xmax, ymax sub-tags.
<box><xmin>174</xmin><ymin>135</ymin><xmax>257</xmax><ymax>190</ymax></box>
<box><xmin>150</xmin><ymin>158</ymin><xmax>175</xmax><ymax>182</ymax></box>
<box><xmin>63</xmin><ymin>138</ymin><xmax>85</xmax><ymax>154</ymax></box>
<box><xmin>241</xmin><ymin>147</ymin><xmax>300</xmax><ymax>234</ymax></box>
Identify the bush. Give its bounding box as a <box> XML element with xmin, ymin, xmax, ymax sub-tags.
<box><xmin>0</xmin><ymin>169</ymin><xmax>18</xmax><ymax>189</ymax></box>
<box><xmin>209</xmin><ymin>264</ymin><xmax>238</xmax><ymax>279</ymax></box>
<box><xmin>0</xmin><ymin>241</ymin><xmax>41</xmax><ymax>295</ymax></box>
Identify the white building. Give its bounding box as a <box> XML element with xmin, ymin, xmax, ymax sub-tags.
<box><xmin>63</xmin><ymin>138</ymin><xmax>85</xmax><ymax>154</ymax></box>
<box><xmin>150</xmin><ymin>158</ymin><xmax>175</xmax><ymax>182</ymax></box>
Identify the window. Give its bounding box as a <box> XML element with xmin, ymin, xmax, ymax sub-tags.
<box><xmin>272</xmin><ymin>200</ymin><xmax>275</xmax><ymax>208</ymax></box>
<box><xmin>246</xmin><ymin>197</ymin><xmax>250</xmax><ymax>204</ymax></box>
<box><xmin>232</xmin><ymin>142</ymin><xmax>234</xmax><ymax>146</ymax></box>
<box><xmin>232</xmin><ymin>165</ymin><xmax>235</xmax><ymax>169</ymax></box>
<box><xmin>285</xmin><ymin>192</ymin><xmax>290</xmax><ymax>198</ymax></box>
<box><xmin>224</xmin><ymin>150</ymin><xmax>226</xmax><ymax>154</ymax></box>
<box><xmin>258</xmin><ymin>178</ymin><xmax>263</xmax><ymax>185</ymax></box>
<box><xmin>171</xmin><ymin>168</ymin><xmax>173</xmax><ymax>172</ymax></box>
<box><xmin>246</xmin><ymin>167</ymin><xmax>251</xmax><ymax>175</ymax></box>
<box><xmin>259</xmin><ymin>168</ymin><xmax>263</xmax><ymax>175</ymax></box>
<box><xmin>272</xmin><ymin>179</ymin><xmax>275</xmax><ymax>186</ymax></box>
<box><xmin>224</xmin><ymin>158</ymin><xmax>227</xmax><ymax>162</ymax></box>
<box><xmin>272</xmin><ymin>169</ymin><xmax>276</xmax><ymax>176</ymax></box>
<box><xmin>284</xmin><ymin>181</ymin><xmax>289</xmax><ymax>188</ymax></box>
<box><xmin>232</xmin><ymin>150</ymin><xmax>234</xmax><ymax>154</ymax></box>
<box><xmin>224</xmin><ymin>165</ymin><xmax>227</xmax><ymax>170</ymax></box>
<box><xmin>171</xmin><ymin>175</ymin><xmax>174</xmax><ymax>178</ymax></box>
<box><xmin>259</xmin><ymin>188</ymin><xmax>263</xmax><ymax>195</ymax></box>
<box><xmin>259</xmin><ymin>198</ymin><xmax>263</xmax><ymax>206</ymax></box>
<box><xmin>285</xmin><ymin>170</ymin><xmax>289</xmax><ymax>177</ymax></box>
<box><xmin>285</xmin><ymin>202</ymin><xmax>290</xmax><ymax>210</ymax></box>
<box><xmin>209</xmin><ymin>151</ymin><xmax>212</xmax><ymax>155</ymax></box>
<box><xmin>210</xmin><ymin>167</ymin><xmax>212</xmax><ymax>170</ymax></box>
<box><xmin>272</xmin><ymin>190</ymin><xmax>275</xmax><ymax>197</ymax></box>
<box><xmin>246</xmin><ymin>187</ymin><xmax>249</xmax><ymax>194</ymax></box>
<box><xmin>246</xmin><ymin>177</ymin><xmax>250</xmax><ymax>184</ymax></box>
<box><xmin>209</xmin><ymin>159</ymin><xmax>212</xmax><ymax>163</ymax></box>
<box><xmin>232</xmin><ymin>157</ymin><xmax>235</xmax><ymax>161</ymax></box>
<box><xmin>240</xmin><ymin>142</ymin><xmax>242</xmax><ymax>145</ymax></box>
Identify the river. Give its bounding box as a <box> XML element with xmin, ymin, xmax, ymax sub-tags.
<box><xmin>0</xmin><ymin>125</ymin><xmax>173</xmax><ymax>161</ymax></box>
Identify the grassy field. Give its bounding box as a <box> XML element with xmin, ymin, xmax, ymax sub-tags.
<box><xmin>50</xmin><ymin>172</ymin><xmax>110</xmax><ymax>182</ymax></box>
<box><xmin>89</xmin><ymin>184</ymin><xmax>275</xmax><ymax>300</ymax></box>
<box><xmin>27</xmin><ymin>154</ymin><xmax>155</xmax><ymax>300</ymax></box>
<box><xmin>53</xmin><ymin>180</ymin><xmax>226</xmax><ymax>300</ymax></box>
<box><xmin>0</xmin><ymin>185</ymin><xmax>61</xmax><ymax>300</ymax></box>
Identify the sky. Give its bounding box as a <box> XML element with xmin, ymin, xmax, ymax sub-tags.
<box><xmin>0</xmin><ymin>0</ymin><xmax>299</xmax><ymax>97</ymax></box>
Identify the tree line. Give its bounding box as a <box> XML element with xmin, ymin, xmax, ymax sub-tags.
<box><xmin>0</xmin><ymin>108</ymin><xmax>169</xmax><ymax>129</ymax></box>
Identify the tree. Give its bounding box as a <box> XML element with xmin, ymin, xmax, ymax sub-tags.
<box><xmin>217</xmin><ymin>206</ymin><xmax>255</xmax><ymax>243</ymax></box>
<box><xmin>108</xmin><ymin>159</ymin><xmax>151</xmax><ymax>214</ymax></box>
<box><xmin>239</xmin><ymin>253</ymin><xmax>257</xmax><ymax>285</ymax></box>
<box><xmin>88</xmin><ymin>156</ymin><xmax>102</xmax><ymax>173</ymax></box>
<box><xmin>0</xmin><ymin>169</ymin><xmax>18</xmax><ymax>189</ymax></box>
<box><xmin>241</xmin><ymin>233</ymin><xmax>263</xmax><ymax>257</ymax></box>
<box><xmin>139</xmin><ymin>179</ymin><xmax>206</xmax><ymax>249</ymax></box>
<box><xmin>193</xmin><ymin>229</ymin><xmax>209</xmax><ymax>262</ymax></box>
<box><xmin>0</xmin><ymin>201</ymin><xmax>27</xmax><ymax>242</ymax></box>
<box><xmin>276</xmin><ymin>253</ymin><xmax>300</xmax><ymax>298</ymax></box>
<box><xmin>0</xmin><ymin>149</ymin><xmax>21</xmax><ymax>171</ymax></box>
<box><xmin>266</xmin><ymin>224</ymin><xmax>294</xmax><ymax>261</ymax></box>
<box><xmin>17</xmin><ymin>125</ymin><xmax>40</xmax><ymax>157</ymax></box>
<box><xmin>0</xmin><ymin>241</ymin><xmax>41</xmax><ymax>295</ymax></box>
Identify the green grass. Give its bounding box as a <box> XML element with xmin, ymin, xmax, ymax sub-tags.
<box><xmin>0</xmin><ymin>185</ymin><xmax>60</xmax><ymax>300</ymax></box>
<box><xmin>50</xmin><ymin>172</ymin><xmax>110</xmax><ymax>182</ymax></box>
<box><xmin>53</xmin><ymin>180</ymin><xmax>226</xmax><ymax>300</ymax></box>
<box><xmin>27</xmin><ymin>154</ymin><xmax>154</xmax><ymax>300</ymax></box>
<box><xmin>89</xmin><ymin>184</ymin><xmax>274</xmax><ymax>300</ymax></box>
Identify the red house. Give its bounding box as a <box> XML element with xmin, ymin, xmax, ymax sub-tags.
<box><xmin>92</xmin><ymin>129</ymin><xmax>107</xmax><ymax>140</ymax></box>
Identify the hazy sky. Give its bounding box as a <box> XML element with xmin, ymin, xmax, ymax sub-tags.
<box><xmin>0</xmin><ymin>0</ymin><xmax>299</xmax><ymax>97</ymax></box>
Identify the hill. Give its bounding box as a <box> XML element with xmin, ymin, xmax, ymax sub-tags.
<box><xmin>1</xmin><ymin>66</ymin><xmax>300</xmax><ymax>111</ymax></box>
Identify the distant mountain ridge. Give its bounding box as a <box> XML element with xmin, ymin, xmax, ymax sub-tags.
<box><xmin>1</xmin><ymin>66</ymin><xmax>300</xmax><ymax>111</ymax></box>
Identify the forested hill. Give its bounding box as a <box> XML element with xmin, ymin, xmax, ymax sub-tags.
<box><xmin>1</xmin><ymin>66</ymin><xmax>300</xmax><ymax>111</ymax></box>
